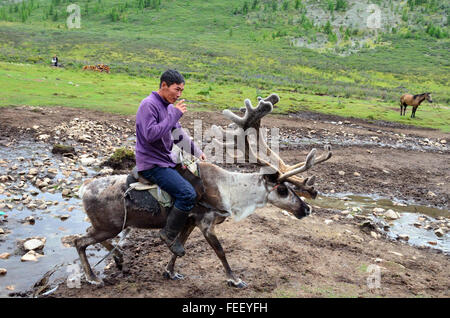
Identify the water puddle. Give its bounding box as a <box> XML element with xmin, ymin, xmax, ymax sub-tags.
<box><xmin>310</xmin><ymin>193</ymin><xmax>450</xmax><ymax>254</ymax></box>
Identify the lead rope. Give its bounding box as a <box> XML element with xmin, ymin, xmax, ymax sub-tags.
<box><xmin>93</xmin><ymin>187</ymin><xmax>132</xmax><ymax>268</ymax></box>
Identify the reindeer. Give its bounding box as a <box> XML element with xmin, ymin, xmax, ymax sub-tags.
<box><xmin>74</xmin><ymin>94</ymin><xmax>332</xmax><ymax>288</ymax></box>
<box><xmin>400</xmin><ymin>93</ymin><xmax>432</xmax><ymax>118</ymax></box>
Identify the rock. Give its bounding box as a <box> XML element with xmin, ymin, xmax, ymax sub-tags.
<box><xmin>37</xmin><ymin>134</ymin><xmax>50</xmax><ymax>141</ymax></box>
<box><xmin>370</xmin><ymin>231</ymin><xmax>378</xmax><ymax>239</ymax></box>
<box><xmin>61</xmin><ymin>234</ymin><xmax>81</xmax><ymax>248</ymax></box>
<box><xmin>353</xmin><ymin>172</ymin><xmax>361</xmax><ymax>177</ymax></box>
<box><xmin>384</xmin><ymin>209</ymin><xmax>400</xmax><ymax>220</ymax></box>
<box><xmin>413</xmin><ymin>222</ymin><xmax>421</xmax><ymax>228</ymax></box>
<box><xmin>24</xmin><ymin>238</ymin><xmax>45</xmax><ymax>251</ymax></box>
<box><xmin>0</xmin><ymin>268</ymin><xmax>7</xmax><ymax>276</ymax></box>
<box><xmin>21</xmin><ymin>250</ymin><xmax>43</xmax><ymax>262</ymax></box>
<box><xmin>373</xmin><ymin>208</ymin><xmax>385</xmax><ymax>214</ymax></box>
<box><xmin>345</xmin><ymin>214</ymin><xmax>354</xmax><ymax>220</ymax></box>
<box><xmin>80</xmin><ymin>158</ymin><xmax>96</xmax><ymax>166</ymax></box>
<box><xmin>0</xmin><ymin>253</ymin><xmax>10</xmax><ymax>259</ymax></box>
<box><xmin>0</xmin><ymin>228</ymin><xmax>4</xmax><ymax>235</ymax></box>
<box><xmin>351</xmin><ymin>235</ymin><xmax>364</xmax><ymax>243</ymax></box>
<box><xmin>440</xmin><ymin>139</ymin><xmax>447</xmax><ymax>144</ymax></box>
<box><xmin>398</xmin><ymin>234</ymin><xmax>409</xmax><ymax>241</ymax></box>
<box><xmin>47</xmin><ymin>168</ymin><xmax>58</xmax><ymax>175</ymax></box>
<box><xmin>374</xmin><ymin>258</ymin><xmax>383</xmax><ymax>263</ymax></box>
<box><xmin>77</xmin><ymin>135</ymin><xmax>92</xmax><ymax>143</ymax></box>
<box><xmin>24</xmin><ymin>216</ymin><xmax>35</xmax><ymax>225</ymax></box>
<box><xmin>352</xmin><ymin>207</ymin><xmax>362</xmax><ymax>213</ymax></box>
<box><xmin>62</xmin><ymin>189</ymin><xmax>71</xmax><ymax>197</ymax></box>
<box><xmin>434</xmin><ymin>228</ymin><xmax>444</xmax><ymax>237</ymax></box>
<box><xmin>27</xmin><ymin>203</ymin><xmax>37</xmax><ymax>209</ymax></box>
<box><xmin>427</xmin><ymin>191</ymin><xmax>436</xmax><ymax>197</ymax></box>
<box><xmin>28</xmin><ymin>168</ymin><xmax>38</xmax><ymax>175</ymax></box>
<box><xmin>341</xmin><ymin>210</ymin><xmax>350</xmax><ymax>215</ymax></box>
<box><xmin>338</xmin><ymin>171</ymin><xmax>345</xmax><ymax>176</ymax></box>
<box><xmin>389</xmin><ymin>251</ymin><xmax>403</xmax><ymax>257</ymax></box>
<box><xmin>59</xmin><ymin>214</ymin><xmax>70</xmax><ymax>221</ymax></box>
<box><xmin>428</xmin><ymin>241</ymin><xmax>437</xmax><ymax>246</ymax></box>
<box><xmin>324</xmin><ymin>219</ymin><xmax>333</xmax><ymax>225</ymax></box>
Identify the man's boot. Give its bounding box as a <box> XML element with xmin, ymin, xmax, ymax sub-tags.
<box><xmin>160</xmin><ymin>206</ymin><xmax>189</xmax><ymax>257</ymax></box>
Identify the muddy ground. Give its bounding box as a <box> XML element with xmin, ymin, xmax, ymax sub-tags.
<box><xmin>0</xmin><ymin>105</ymin><xmax>449</xmax><ymax>298</ymax></box>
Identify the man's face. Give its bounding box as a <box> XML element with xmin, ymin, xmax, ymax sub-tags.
<box><xmin>160</xmin><ymin>82</ymin><xmax>184</xmax><ymax>104</ymax></box>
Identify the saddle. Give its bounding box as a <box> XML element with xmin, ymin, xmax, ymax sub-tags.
<box><xmin>125</xmin><ymin>163</ymin><xmax>205</xmax><ymax>214</ymax></box>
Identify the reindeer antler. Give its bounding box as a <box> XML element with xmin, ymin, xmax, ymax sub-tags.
<box><xmin>212</xmin><ymin>94</ymin><xmax>332</xmax><ymax>198</ymax></box>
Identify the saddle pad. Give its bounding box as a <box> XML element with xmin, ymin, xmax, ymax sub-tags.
<box><xmin>128</xmin><ymin>182</ymin><xmax>173</xmax><ymax>208</ymax></box>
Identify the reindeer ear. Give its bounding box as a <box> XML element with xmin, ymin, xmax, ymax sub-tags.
<box><xmin>263</xmin><ymin>171</ymin><xmax>280</xmax><ymax>183</ymax></box>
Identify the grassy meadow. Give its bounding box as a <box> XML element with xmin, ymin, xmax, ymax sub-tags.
<box><xmin>0</xmin><ymin>0</ymin><xmax>449</xmax><ymax>131</ymax></box>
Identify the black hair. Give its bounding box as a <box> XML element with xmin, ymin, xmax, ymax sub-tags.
<box><xmin>159</xmin><ymin>69</ymin><xmax>185</xmax><ymax>88</ymax></box>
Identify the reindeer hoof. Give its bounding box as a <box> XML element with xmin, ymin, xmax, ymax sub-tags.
<box><xmin>113</xmin><ymin>256</ymin><xmax>123</xmax><ymax>270</ymax></box>
<box><xmin>227</xmin><ymin>279</ymin><xmax>248</xmax><ymax>289</ymax></box>
<box><xmin>163</xmin><ymin>271</ymin><xmax>184</xmax><ymax>281</ymax></box>
<box><xmin>85</xmin><ymin>276</ymin><xmax>104</xmax><ymax>286</ymax></box>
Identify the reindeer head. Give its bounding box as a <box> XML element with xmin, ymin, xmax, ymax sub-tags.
<box><xmin>262</xmin><ymin>163</ymin><xmax>313</xmax><ymax>219</ymax></box>
<box><xmin>212</xmin><ymin>93</ymin><xmax>332</xmax><ymax>219</ymax></box>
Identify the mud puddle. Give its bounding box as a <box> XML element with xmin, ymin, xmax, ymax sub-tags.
<box><xmin>310</xmin><ymin>193</ymin><xmax>450</xmax><ymax>254</ymax></box>
<box><xmin>0</xmin><ymin>140</ymin><xmax>113</xmax><ymax>297</ymax></box>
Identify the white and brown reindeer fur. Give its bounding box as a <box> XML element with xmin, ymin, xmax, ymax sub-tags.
<box><xmin>75</xmin><ymin>94</ymin><xmax>331</xmax><ymax>288</ymax></box>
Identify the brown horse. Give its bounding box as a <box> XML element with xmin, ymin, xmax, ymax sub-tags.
<box><xmin>400</xmin><ymin>93</ymin><xmax>432</xmax><ymax>118</ymax></box>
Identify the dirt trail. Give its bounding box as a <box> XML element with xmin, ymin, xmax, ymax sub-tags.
<box><xmin>0</xmin><ymin>105</ymin><xmax>449</xmax><ymax>298</ymax></box>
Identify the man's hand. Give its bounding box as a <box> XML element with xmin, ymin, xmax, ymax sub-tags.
<box><xmin>175</xmin><ymin>99</ymin><xmax>187</xmax><ymax>114</ymax></box>
<box><xmin>199</xmin><ymin>153</ymin><xmax>206</xmax><ymax>161</ymax></box>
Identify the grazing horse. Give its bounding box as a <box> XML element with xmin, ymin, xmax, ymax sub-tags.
<box><xmin>400</xmin><ymin>93</ymin><xmax>432</xmax><ymax>118</ymax></box>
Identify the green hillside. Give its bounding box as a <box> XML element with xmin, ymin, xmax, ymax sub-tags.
<box><xmin>0</xmin><ymin>0</ymin><xmax>449</xmax><ymax>130</ymax></box>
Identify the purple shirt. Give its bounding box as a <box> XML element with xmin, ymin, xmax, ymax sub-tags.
<box><xmin>135</xmin><ymin>91</ymin><xmax>203</xmax><ymax>171</ymax></box>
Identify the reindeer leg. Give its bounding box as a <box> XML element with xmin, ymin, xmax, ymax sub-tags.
<box><xmin>201</xmin><ymin>225</ymin><xmax>247</xmax><ymax>289</ymax></box>
<box><xmin>75</xmin><ymin>227</ymin><xmax>120</xmax><ymax>285</ymax></box>
<box><xmin>164</xmin><ymin>222</ymin><xmax>195</xmax><ymax>281</ymax></box>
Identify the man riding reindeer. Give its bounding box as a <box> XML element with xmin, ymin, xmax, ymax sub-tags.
<box><xmin>135</xmin><ymin>69</ymin><xmax>206</xmax><ymax>257</ymax></box>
